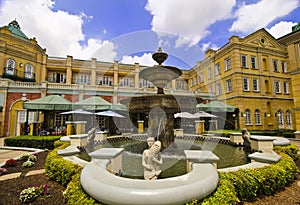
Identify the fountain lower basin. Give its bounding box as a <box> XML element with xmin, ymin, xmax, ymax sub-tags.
<box><xmin>80</xmin><ymin>148</ymin><xmax>219</xmax><ymax>205</ymax></box>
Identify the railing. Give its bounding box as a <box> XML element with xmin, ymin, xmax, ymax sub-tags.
<box><xmin>8</xmin><ymin>81</ymin><xmax>41</xmax><ymax>88</ymax></box>
<box><xmin>2</xmin><ymin>67</ymin><xmax>36</xmax><ymax>82</ymax></box>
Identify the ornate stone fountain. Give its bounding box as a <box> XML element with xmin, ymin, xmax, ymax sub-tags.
<box><xmin>127</xmin><ymin>47</ymin><xmax>201</xmax><ymax>149</ymax></box>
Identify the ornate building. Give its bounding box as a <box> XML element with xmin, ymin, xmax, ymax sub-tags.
<box><xmin>0</xmin><ymin>20</ymin><xmax>300</xmax><ymax>137</ymax></box>
<box><xmin>190</xmin><ymin>28</ymin><xmax>295</xmax><ymax>131</ymax></box>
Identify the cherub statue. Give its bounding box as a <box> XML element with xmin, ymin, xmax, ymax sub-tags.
<box><xmin>142</xmin><ymin>140</ymin><xmax>163</xmax><ymax>180</ymax></box>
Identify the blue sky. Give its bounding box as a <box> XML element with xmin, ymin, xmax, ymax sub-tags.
<box><xmin>0</xmin><ymin>0</ymin><xmax>300</xmax><ymax>69</ymax></box>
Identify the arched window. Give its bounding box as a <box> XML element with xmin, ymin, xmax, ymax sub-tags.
<box><xmin>286</xmin><ymin>110</ymin><xmax>292</xmax><ymax>125</ymax></box>
<box><xmin>24</xmin><ymin>64</ymin><xmax>34</xmax><ymax>79</ymax></box>
<box><xmin>254</xmin><ymin>109</ymin><xmax>261</xmax><ymax>125</ymax></box>
<box><xmin>6</xmin><ymin>59</ymin><xmax>16</xmax><ymax>74</ymax></box>
<box><xmin>245</xmin><ymin>109</ymin><xmax>251</xmax><ymax>125</ymax></box>
<box><xmin>277</xmin><ymin>110</ymin><xmax>284</xmax><ymax>125</ymax></box>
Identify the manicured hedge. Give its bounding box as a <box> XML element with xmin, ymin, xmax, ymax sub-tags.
<box><xmin>4</xmin><ymin>136</ymin><xmax>62</xmax><ymax>149</ymax></box>
<box><xmin>195</xmin><ymin>145</ymin><xmax>299</xmax><ymax>204</ymax></box>
<box><xmin>46</xmin><ymin>142</ymin><xmax>299</xmax><ymax>205</ymax></box>
<box><xmin>45</xmin><ymin>141</ymin><xmax>100</xmax><ymax>204</ymax></box>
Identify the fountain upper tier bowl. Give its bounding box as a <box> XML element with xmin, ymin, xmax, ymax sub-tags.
<box><xmin>139</xmin><ymin>65</ymin><xmax>182</xmax><ymax>90</ymax></box>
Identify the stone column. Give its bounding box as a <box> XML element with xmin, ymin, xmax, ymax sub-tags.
<box><xmin>66</xmin><ymin>55</ymin><xmax>73</xmax><ymax>84</ymax></box>
<box><xmin>134</xmin><ymin>63</ymin><xmax>139</xmax><ymax>88</ymax></box>
<box><xmin>138</xmin><ymin>120</ymin><xmax>144</xmax><ymax>134</ymax></box>
<box><xmin>195</xmin><ymin>120</ymin><xmax>205</xmax><ymax>135</ymax></box>
<box><xmin>91</xmin><ymin>58</ymin><xmax>97</xmax><ymax>86</ymax></box>
<box><xmin>113</xmin><ymin>60</ymin><xmax>119</xmax><ymax>86</ymax></box>
<box><xmin>75</xmin><ymin>121</ymin><xmax>87</xmax><ymax>134</ymax></box>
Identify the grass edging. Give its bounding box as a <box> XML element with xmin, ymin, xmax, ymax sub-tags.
<box><xmin>45</xmin><ymin>142</ymin><xmax>299</xmax><ymax>205</ymax></box>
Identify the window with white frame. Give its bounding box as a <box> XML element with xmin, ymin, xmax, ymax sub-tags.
<box><xmin>281</xmin><ymin>61</ymin><xmax>287</xmax><ymax>73</ymax></box>
<box><xmin>283</xmin><ymin>81</ymin><xmax>289</xmax><ymax>94</ymax></box>
<box><xmin>254</xmin><ymin>109</ymin><xmax>261</xmax><ymax>125</ymax></box>
<box><xmin>191</xmin><ymin>76</ymin><xmax>198</xmax><ymax>86</ymax></box>
<box><xmin>275</xmin><ymin>81</ymin><xmax>281</xmax><ymax>93</ymax></box>
<box><xmin>241</xmin><ymin>54</ymin><xmax>247</xmax><ymax>67</ymax></box>
<box><xmin>245</xmin><ymin>109</ymin><xmax>251</xmax><ymax>125</ymax></box>
<box><xmin>208</xmin><ymin>86</ymin><xmax>213</xmax><ymax>94</ymax></box>
<box><xmin>253</xmin><ymin>78</ymin><xmax>259</xmax><ymax>91</ymax></box>
<box><xmin>243</xmin><ymin>77</ymin><xmax>250</xmax><ymax>91</ymax></box>
<box><xmin>208</xmin><ymin>68</ymin><xmax>212</xmax><ymax>79</ymax></box>
<box><xmin>24</xmin><ymin>64</ymin><xmax>34</xmax><ymax>79</ymax></box>
<box><xmin>225</xmin><ymin>58</ymin><xmax>231</xmax><ymax>71</ymax></box>
<box><xmin>273</xmin><ymin>59</ymin><xmax>279</xmax><ymax>72</ymax></box>
<box><xmin>18</xmin><ymin>110</ymin><xmax>27</xmax><ymax>123</ymax></box>
<box><xmin>216</xmin><ymin>82</ymin><xmax>222</xmax><ymax>95</ymax></box>
<box><xmin>215</xmin><ymin>63</ymin><xmax>221</xmax><ymax>75</ymax></box>
<box><xmin>286</xmin><ymin>110</ymin><xmax>292</xmax><ymax>125</ymax></box>
<box><xmin>250</xmin><ymin>56</ymin><xmax>257</xmax><ymax>69</ymax></box>
<box><xmin>176</xmin><ymin>79</ymin><xmax>188</xmax><ymax>90</ymax></box>
<box><xmin>226</xmin><ymin>79</ymin><xmax>232</xmax><ymax>93</ymax></box>
<box><xmin>99</xmin><ymin>76</ymin><xmax>113</xmax><ymax>86</ymax></box>
<box><xmin>277</xmin><ymin>110</ymin><xmax>284</xmax><ymax>125</ymax></box>
<box><xmin>199</xmin><ymin>72</ymin><xmax>204</xmax><ymax>82</ymax></box>
<box><xmin>119</xmin><ymin>77</ymin><xmax>134</xmax><ymax>87</ymax></box>
<box><xmin>6</xmin><ymin>59</ymin><xmax>15</xmax><ymax>74</ymax></box>
<box><xmin>139</xmin><ymin>79</ymin><xmax>153</xmax><ymax>88</ymax></box>
<box><xmin>74</xmin><ymin>74</ymin><xmax>90</xmax><ymax>84</ymax></box>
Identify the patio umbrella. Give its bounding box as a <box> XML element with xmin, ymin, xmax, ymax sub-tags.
<box><xmin>73</xmin><ymin>96</ymin><xmax>112</xmax><ymax>110</ymax></box>
<box><xmin>196</xmin><ymin>101</ymin><xmax>236</xmax><ymax>112</ymax></box>
<box><xmin>193</xmin><ymin>111</ymin><xmax>217</xmax><ymax>118</ymax></box>
<box><xmin>60</xmin><ymin>109</ymin><xmax>93</xmax><ymax>115</ymax></box>
<box><xmin>95</xmin><ymin>110</ymin><xmax>124</xmax><ymax>118</ymax></box>
<box><xmin>23</xmin><ymin>94</ymin><xmax>72</xmax><ymax>110</ymax></box>
<box><xmin>110</xmin><ymin>103</ymin><xmax>127</xmax><ymax>111</ymax></box>
<box><xmin>174</xmin><ymin>112</ymin><xmax>197</xmax><ymax>118</ymax></box>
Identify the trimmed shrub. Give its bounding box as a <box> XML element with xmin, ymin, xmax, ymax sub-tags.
<box><xmin>64</xmin><ymin>173</ymin><xmax>101</xmax><ymax>205</ymax></box>
<box><xmin>45</xmin><ymin>142</ymin><xmax>101</xmax><ymax>204</ymax></box>
<box><xmin>45</xmin><ymin>142</ymin><xmax>82</xmax><ymax>186</ymax></box>
<box><xmin>274</xmin><ymin>144</ymin><xmax>299</xmax><ymax>161</ymax></box>
<box><xmin>4</xmin><ymin>136</ymin><xmax>61</xmax><ymax>149</ymax></box>
<box><xmin>191</xmin><ymin>145</ymin><xmax>299</xmax><ymax>204</ymax></box>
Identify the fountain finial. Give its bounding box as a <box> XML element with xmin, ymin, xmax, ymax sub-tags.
<box><xmin>152</xmin><ymin>47</ymin><xmax>168</xmax><ymax>65</ymax></box>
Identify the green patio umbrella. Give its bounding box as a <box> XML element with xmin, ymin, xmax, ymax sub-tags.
<box><xmin>110</xmin><ymin>103</ymin><xmax>127</xmax><ymax>111</ymax></box>
<box><xmin>23</xmin><ymin>94</ymin><xmax>72</xmax><ymax>110</ymax></box>
<box><xmin>73</xmin><ymin>96</ymin><xmax>112</xmax><ymax>110</ymax></box>
<box><xmin>196</xmin><ymin>101</ymin><xmax>236</xmax><ymax>112</ymax></box>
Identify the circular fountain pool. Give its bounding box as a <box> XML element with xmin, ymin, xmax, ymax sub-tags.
<box><xmin>81</xmin><ymin>138</ymin><xmax>248</xmax><ymax>179</ymax></box>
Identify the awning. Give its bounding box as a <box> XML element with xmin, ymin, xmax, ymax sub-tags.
<box><xmin>196</xmin><ymin>101</ymin><xmax>236</xmax><ymax>112</ymax></box>
<box><xmin>73</xmin><ymin>96</ymin><xmax>112</xmax><ymax>110</ymax></box>
<box><xmin>23</xmin><ymin>95</ymin><xmax>72</xmax><ymax>110</ymax></box>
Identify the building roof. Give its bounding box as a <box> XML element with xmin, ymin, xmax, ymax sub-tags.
<box><xmin>0</xmin><ymin>20</ymin><xmax>29</xmax><ymax>40</ymax></box>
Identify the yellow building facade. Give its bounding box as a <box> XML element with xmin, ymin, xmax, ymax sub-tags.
<box><xmin>1</xmin><ymin>20</ymin><xmax>300</xmax><ymax>136</ymax></box>
<box><xmin>190</xmin><ymin>29</ymin><xmax>295</xmax><ymax>131</ymax></box>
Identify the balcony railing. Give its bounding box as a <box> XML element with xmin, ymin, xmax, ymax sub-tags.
<box><xmin>2</xmin><ymin>67</ymin><xmax>36</xmax><ymax>82</ymax></box>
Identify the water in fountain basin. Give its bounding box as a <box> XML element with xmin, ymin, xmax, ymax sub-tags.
<box><xmin>79</xmin><ymin>139</ymin><xmax>248</xmax><ymax>179</ymax></box>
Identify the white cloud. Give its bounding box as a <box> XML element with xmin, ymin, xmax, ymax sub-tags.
<box><xmin>201</xmin><ymin>42</ymin><xmax>219</xmax><ymax>52</ymax></box>
<box><xmin>0</xmin><ymin>0</ymin><xmax>116</xmax><ymax>61</ymax></box>
<box><xmin>145</xmin><ymin>0</ymin><xmax>236</xmax><ymax>48</ymax></box>
<box><xmin>267</xmin><ymin>21</ymin><xmax>297</xmax><ymax>38</ymax></box>
<box><xmin>230</xmin><ymin>0</ymin><xmax>299</xmax><ymax>33</ymax></box>
<box><xmin>121</xmin><ymin>53</ymin><xmax>156</xmax><ymax>66</ymax></box>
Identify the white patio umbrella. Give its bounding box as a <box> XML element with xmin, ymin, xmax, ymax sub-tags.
<box><xmin>95</xmin><ymin>110</ymin><xmax>124</xmax><ymax>118</ymax></box>
<box><xmin>193</xmin><ymin>111</ymin><xmax>217</xmax><ymax>118</ymax></box>
<box><xmin>60</xmin><ymin>109</ymin><xmax>93</xmax><ymax>115</ymax></box>
<box><xmin>174</xmin><ymin>112</ymin><xmax>196</xmax><ymax>118</ymax></box>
